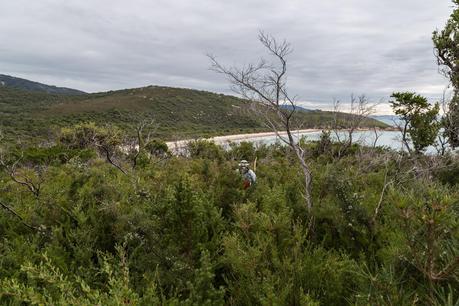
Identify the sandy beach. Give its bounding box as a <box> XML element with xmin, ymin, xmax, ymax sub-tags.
<box><xmin>165</xmin><ymin>129</ymin><xmax>322</xmax><ymax>151</ymax></box>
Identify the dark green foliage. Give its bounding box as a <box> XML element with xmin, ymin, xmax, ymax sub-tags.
<box><xmin>186</xmin><ymin>140</ymin><xmax>225</xmax><ymax>161</ymax></box>
<box><xmin>433</xmin><ymin>1</ymin><xmax>459</xmax><ymax>148</ymax></box>
<box><xmin>59</xmin><ymin>122</ymin><xmax>124</xmax><ymax>150</ymax></box>
<box><xmin>390</xmin><ymin>92</ymin><xmax>440</xmax><ymax>153</ymax></box>
<box><xmin>434</xmin><ymin>159</ymin><xmax>459</xmax><ymax>186</ymax></box>
<box><xmin>4</xmin><ymin>145</ymin><xmax>94</xmax><ymax>166</ymax></box>
<box><xmin>356</xmin><ymin>183</ymin><xmax>459</xmax><ymax>305</ymax></box>
<box><xmin>0</xmin><ymin>133</ymin><xmax>458</xmax><ymax>305</ymax></box>
<box><xmin>145</xmin><ymin>139</ymin><xmax>169</xmax><ymax>157</ymax></box>
<box><xmin>227</xmin><ymin>141</ymin><xmax>257</xmax><ymax>161</ymax></box>
<box><xmin>315</xmin><ymin>130</ymin><xmax>332</xmax><ymax>156</ymax></box>
<box><xmin>433</xmin><ymin>0</ymin><xmax>459</xmax><ymax>89</ymax></box>
<box><xmin>443</xmin><ymin>95</ymin><xmax>459</xmax><ymax>148</ymax></box>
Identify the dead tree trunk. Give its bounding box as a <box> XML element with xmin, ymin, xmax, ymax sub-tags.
<box><xmin>209</xmin><ymin>31</ymin><xmax>313</xmax><ymax>210</ymax></box>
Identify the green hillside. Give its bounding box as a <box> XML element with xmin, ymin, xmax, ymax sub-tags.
<box><xmin>0</xmin><ymin>85</ymin><xmax>388</xmax><ymax>142</ymax></box>
<box><xmin>0</xmin><ymin>74</ymin><xmax>86</xmax><ymax>95</ymax></box>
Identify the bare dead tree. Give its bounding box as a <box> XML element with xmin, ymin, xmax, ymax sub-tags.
<box><xmin>208</xmin><ymin>31</ymin><xmax>313</xmax><ymax>210</ymax></box>
<box><xmin>331</xmin><ymin>94</ymin><xmax>377</xmax><ymax>158</ymax></box>
<box><xmin>130</xmin><ymin>119</ymin><xmax>159</xmax><ymax>169</ymax></box>
<box><xmin>372</xmin><ymin>126</ymin><xmax>382</xmax><ymax>149</ymax></box>
<box><xmin>332</xmin><ymin>98</ymin><xmax>344</xmax><ymax>145</ymax></box>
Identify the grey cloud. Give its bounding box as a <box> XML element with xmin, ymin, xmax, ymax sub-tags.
<box><xmin>0</xmin><ymin>0</ymin><xmax>453</xmax><ymax>113</ymax></box>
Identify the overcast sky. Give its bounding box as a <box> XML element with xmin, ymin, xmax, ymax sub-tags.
<box><xmin>0</xmin><ymin>0</ymin><xmax>454</xmax><ymax>113</ymax></box>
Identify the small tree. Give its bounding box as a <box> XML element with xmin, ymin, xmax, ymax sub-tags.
<box><xmin>390</xmin><ymin>92</ymin><xmax>440</xmax><ymax>154</ymax></box>
<box><xmin>0</xmin><ymin>132</ymin><xmax>45</xmax><ymax>199</ymax></box>
<box><xmin>129</xmin><ymin>119</ymin><xmax>169</xmax><ymax>168</ymax></box>
<box><xmin>433</xmin><ymin>0</ymin><xmax>459</xmax><ymax>148</ymax></box>
<box><xmin>59</xmin><ymin>122</ymin><xmax>127</xmax><ymax>174</ymax></box>
<box><xmin>208</xmin><ymin>32</ymin><xmax>313</xmax><ymax>210</ymax></box>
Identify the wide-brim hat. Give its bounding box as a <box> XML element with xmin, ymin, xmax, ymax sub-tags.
<box><xmin>238</xmin><ymin>160</ymin><xmax>249</xmax><ymax>167</ymax></box>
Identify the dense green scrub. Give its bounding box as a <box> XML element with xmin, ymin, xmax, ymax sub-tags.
<box><xmin>0</xmin><ymin>134</ymin><xmax>458</xmax><ymax>305</ymax></box>
<box><xmin>0</xmin><ymin>85</ymin><xmax>388</xmax><ymax>143</ymax></box>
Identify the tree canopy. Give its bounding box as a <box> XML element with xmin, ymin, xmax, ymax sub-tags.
<box><xmin>390</xmin><ymin>92</ymin><xmax>440</xmax><ymax>153</ymax></box>
<box><xmin>433</xmin><ymin>0</ymin><xmax>459</xmax><ymax>148</ymax></box>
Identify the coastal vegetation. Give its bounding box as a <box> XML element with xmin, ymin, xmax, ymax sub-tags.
<box><xmin>1</xmin><ymin>1</ymin><xmax>459</xmax><ymax>305</ymax></box>
<box><xmin>0</xmin><ymin>84</ymin><xmax>387</xmax><ymax>143</ymax></box>
<box><xmin>0</xmin><ymin>126</ymin><xmax>458</xmax><ymax>305</ymax></box>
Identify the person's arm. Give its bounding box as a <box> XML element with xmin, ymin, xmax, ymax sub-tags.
<box><xmin>249</xmin><ymin>170</ymin><xmax>256</xmax><ymax>183</ymax></box>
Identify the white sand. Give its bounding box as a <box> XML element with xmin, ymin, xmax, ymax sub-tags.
<box><xmin>166</xmin><ymin>129</ymin><xmax>322</xmax><ymax>151</ymax></box>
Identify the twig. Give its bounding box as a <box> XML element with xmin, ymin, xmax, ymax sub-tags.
<box><xmin>0</xmin><ymin>200</ymin><xmax>39</xmax><ymax>231</ymax></box>
<box><xmin>372</xmin><ymin>163</ymin><xmax>393</xmax><ymax>224</ymax></box>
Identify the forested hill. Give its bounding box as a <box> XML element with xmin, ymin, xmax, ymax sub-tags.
<box><xmin>0</xmin><ymin>74</ymin><xmax>86</xmax><ymax>95</ymax></box>
<box><xmin>0</xmin><ymin>83</ymin><xmax>388</xmax><ymax>142</ymax></box>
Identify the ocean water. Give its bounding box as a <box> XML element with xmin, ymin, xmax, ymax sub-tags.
<box><xmin>222</xmin><ymin>130</ymin><xmax>443</xmax><ymax>154</ymax></box>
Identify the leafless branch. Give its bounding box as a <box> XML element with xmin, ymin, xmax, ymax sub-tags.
<box><xmin>372</xmin><ymin>163</ymin><xmax>393</xmax><ymax>224</ymax></box>
<box><xmin>330</xmin><ymin>94</ymin><xmax>378</xmax><ymax>158</ymax></box>
<box><xmin>96</xmin><ymin>144</ymin><xmax>128</xmax><ymax>175</ymax></box>
<box><xmin>0</xmin><ymin>154</ymin><xmax>44</xmax><ymax>198</ymax></box>
<box><xmin>209</xmin><ymin>31</ymin><xmax>313</xmax><ymax>210</ymax></box>
<box><xmin>130</xmin><ymin>119</ymin><xmax>159</xmax><ymax>169</ymax></box>
<box><xmin>372</xmin><ymin>126</ymin><xmax>382</xmax><ymax>148</ymax></box>
<box><xmin>0</xmin><ymin>200</ymin><xmax>40</xmax><ymax>231</ymax></box>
